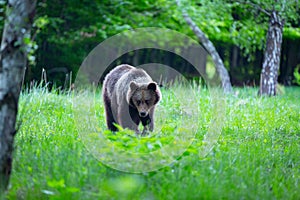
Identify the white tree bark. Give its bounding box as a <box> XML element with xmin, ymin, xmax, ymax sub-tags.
<box><xmin>0</xmin><ymin>0</ymin><xmax>36</xmax><ymax>193</ymax></box>
<box><xmin>176</xmin><ymin>0</ymin><xmax>232</xmax><ymax>93</ymax></box>
<box><xmin>259</xmin><ymin>10</ymin><xmax>284</xmax><ymax>96</ymax></box>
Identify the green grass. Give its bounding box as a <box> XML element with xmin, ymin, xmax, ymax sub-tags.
<box><xmin>5</xmin><ymin>86</ymin><xmax>300</xmax><ymax>199</ymax></box>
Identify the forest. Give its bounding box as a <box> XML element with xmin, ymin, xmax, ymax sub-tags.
<box><xmin>0</xmin><ymin>0</ymin><xmax>299</xmax><ymax>199</ymax></box>
<box><xmin>1</xmin><ymin>0</ymin><xmax>300</xmax><ymax>87</ymax></box>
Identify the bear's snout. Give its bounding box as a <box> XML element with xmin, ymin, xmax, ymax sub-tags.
<box><xmin>139</xmin><ymin>111</ymin><xmax>147</xmax><ymax>117</ymax></box>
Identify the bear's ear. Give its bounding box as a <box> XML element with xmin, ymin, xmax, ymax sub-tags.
<box><xmin>147</xmin><ymin>82</ymin><xmax>157</xmax><ymax>91</ymax></box>
<box><xmin>130</xmin><ymin>81</ymin><xmax>138</xmax><ymax>91</ymax></box>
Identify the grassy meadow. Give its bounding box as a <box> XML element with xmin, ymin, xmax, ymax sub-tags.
<box><xmin>5</xmin><ymin>85</ymin><xmax>300</xmax><ymax>199</ymax></box>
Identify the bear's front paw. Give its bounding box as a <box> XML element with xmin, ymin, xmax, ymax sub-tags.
<box><xmin>141</xmin><ymin>129</ymin><xmax>150</xmax><ymax>136</ymax></box>
<box><xmin>135</xmin><ymin>130</ymin><xmax>142</xmax><ymax>136</ymax></box>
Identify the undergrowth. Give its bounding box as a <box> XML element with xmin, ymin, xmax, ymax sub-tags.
<box><xmin>5</xmin><ymin>86</ymin><xmax>300</xmax><ymax>200</ymax></box>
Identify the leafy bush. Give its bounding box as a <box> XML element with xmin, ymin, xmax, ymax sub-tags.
<box><xmin>293</xmin><ymin>65</ymin><xmax>300</xmax><ymax>85</ymax></box>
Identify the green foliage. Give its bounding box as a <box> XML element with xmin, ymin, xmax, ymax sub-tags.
<box><xmin>2</xmin><ymin>0</ymin><xmax>299</xmax><ymax>85</ymax></box>
<box><xmin>293</xmin><ymin>65</ymin><xmax>300</xmax><ymax>85</ymax></box>
<box><xmin>31</xmin><ymin>0</ymin><xmax>179</xmax><ymax>84</ymax></box>
<box><xmin>284</xmin><ymin>27</ymin><xmax>300</xmax><ymax>39</ymax></box>
<box><xmin>242</xmin><ymin>0</ymin><xmax>299</xmax><ymax>23</ymax></box>
<box><xmin>23</xmin><ymin>35</ymin><xmax>38</xmax><ymax>66</ymax></box>
<box><xmin>229</xmin><ymin>0</ymin><xmax>300</xmax><ymax>53</ymax></box>
<box><xmin>1</xmin><ymin>0</ymin><xmax>296</xmax><ymax>85</ymax></box>
<box><xmin>32</xmin><ymin>1</ymin><xmax>105</xmax><ymax>83</ymax></box>
<box><xmin>0</xmin><ymin>0</ymin><xmax>5</xmax><ymax>32</ymax></box>
<box><xmin>174</xmin><ymin>0</ymin><xmax>300</xmax><ymax>60</ymax></box>
<box><xmin>173</xmin><ymin>0</ymin><xmax>268</xmax><ymax>58</ymax></box>
<box><xmin>6</xmin><ymin>85</ymin><xmax>300</xmax><ymax>199</ymax></box>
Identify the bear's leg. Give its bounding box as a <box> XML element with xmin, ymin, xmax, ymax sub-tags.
<box><xmin>148</xmin><ymin>107</ymin><xmax>155</xmax><ymax>132</ymax></box>
<box><xmin>103</xmin><ymin>95</ymin><xmax>117</xmax><ymax>132</ymax></box>
<box><xmin>140</xmin><ymin>114</ymin><xmax>151</xmax><ymax>136</ymax></box>
<box><xmin>118</xmin><ymin>103</ymin><xmax>139</xmax><ymax>134</ymax></box>
<box><xmin>141</xmin><ymin>107</ymin><xmax>155</xmax><ymax>136</ymax></box>
<box><xmin>129</xmin><ymin>106</ymin><xmax>142</xmax><ymax>135</ymax></box>
<box><xmin>129</xmin><ymin>106</ymin><xmax>140</xmax><ymax>125</ymax></box>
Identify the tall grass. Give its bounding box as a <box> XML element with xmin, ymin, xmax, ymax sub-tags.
<box><xmin>6</xmin><ymin>86</ymin><xmax>300</xmax><ymax>199</ymax></box>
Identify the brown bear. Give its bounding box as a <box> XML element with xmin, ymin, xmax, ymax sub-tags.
<box><xmin>102</xmin><ymin>64</ymin><xmax>161</xmax><ymax>135</ymax></box>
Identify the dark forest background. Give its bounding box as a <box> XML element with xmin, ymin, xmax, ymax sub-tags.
<box><xmin>1</xmin><ymin>0</ymin><xmax>299</xmax><ymax>87</ymax></box>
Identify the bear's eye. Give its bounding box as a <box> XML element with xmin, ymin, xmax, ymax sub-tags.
<box><xmin>145</xmin><ymin>100</ymin><xmax>149</xmax><ymax>105</ymax></box>
<box><xmin>136</xmin><ymin>100</ymin><xmax>141</xmax><ymax>105</ymax></box>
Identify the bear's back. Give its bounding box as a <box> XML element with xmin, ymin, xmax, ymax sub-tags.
<box><xmin>103</xmin><ymin>64</ymin><xmax>134</xmax><ymax>96</ymax></box>
<box><xmin>120</xmin><ymin>68</ymin><xmax>152</xmax><ymax>85</ymax></box>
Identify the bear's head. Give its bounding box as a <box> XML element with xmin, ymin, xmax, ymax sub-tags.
<box><xmin>127</xmin><ymin>81</ymin><xmax>161</xmax><ymax>117</ymax></box>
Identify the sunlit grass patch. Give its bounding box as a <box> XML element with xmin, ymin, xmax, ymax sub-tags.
<box><xmin>6</xmin><ymin>86</ymin><xmax>300</xmax><ymax>199</ymax></box>
<box><xmin>72</xmin><ymin>83</ymin><xmax>204</xmax><ymax>172</ymax></box>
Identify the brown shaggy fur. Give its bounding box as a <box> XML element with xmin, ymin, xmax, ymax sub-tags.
<box><xmin>102</xmin><ymin>64</ymin><xmax>161</xmax><ymax>135</ymax></box>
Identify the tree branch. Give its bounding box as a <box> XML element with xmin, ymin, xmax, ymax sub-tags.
<box><xmin>236</xmin><ymin>0</ymin><xmax>271</xmax><ymax>16</ymax></box>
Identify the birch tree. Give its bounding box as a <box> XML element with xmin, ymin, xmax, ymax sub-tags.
<box><xmin>176</xmin><ymin>0</ymin><xmax>233</xmax><ymax>93</ymax></box>
<box><xmin>259</xmin><ymin>9</ymin><xmax>284</xmax><ymax>95</ymax></box>
<box><xmin>233</xmin><ymin>0</ymin><xmax>299</xmax><ymax>95</ymax></box>
<box><xmin>0</xmin><ymin>0</ymin><xmax>36</xmax><ymax>193</ymax></box>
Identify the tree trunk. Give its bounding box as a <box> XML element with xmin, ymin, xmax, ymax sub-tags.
<box><xmin>0</xmin><ymin>0</ymin><xmax>36</xmax><ymax>193</ymax></box>
<box><xmin>176</xmin><ymin>0</ymin><xmax>232</xmax><ymax>93</ymax></box>
<box><xmin>259</xmin><ymin>10</ymin><xmax>284</xmax><ymax>96</ymax></box>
